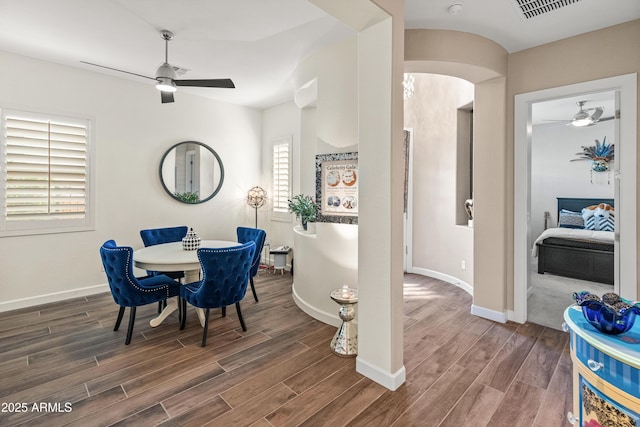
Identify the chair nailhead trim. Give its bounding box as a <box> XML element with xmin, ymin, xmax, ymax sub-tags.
<box><xmin>103</xmin><ymin>246</ymin><xmax>172</xmax><ymax>299</ymax></box>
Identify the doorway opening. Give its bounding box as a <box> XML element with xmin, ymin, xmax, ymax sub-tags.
<box><xmin>513</xmin><ymin>74</ymin><xmax>637</xmax><ymax>325</ymax></box>
<box><xmin>527</xmin><ymin>91</ymin><xmax>616</xmax><ymax>329</ymax></box>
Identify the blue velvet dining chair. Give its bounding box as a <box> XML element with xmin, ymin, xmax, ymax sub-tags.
<box><xmin>179</xmin><ymin>241</ymin><xmax>256</xmax><ymax>347</ymax></box>
<box><xmin>140</xmin><ymin>226</ymin><xmax>188</xmax><ymax>279</ymax></box>
<box><xmin>100</xmin><ymin>240</ymin><xmax>182</xmax><ymax>345</ymax></box>
<box><xmin>140</xmin><ymin>226</ymin><xmax>188</xmax><ymax>312</ymax></box>
<box><xmin>236</xmin><ymin>226</ymin><xmax>266</xmax><ymax>302</ymax></box>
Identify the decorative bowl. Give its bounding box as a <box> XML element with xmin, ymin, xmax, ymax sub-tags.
<box><xmin>573</xmin><ymin>291</ymin><xmax>640</xmax><ymax>335</ymax></box>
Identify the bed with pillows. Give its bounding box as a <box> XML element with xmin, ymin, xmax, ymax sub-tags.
<box><xmin>533</xmin><ymin>197</ymin><xmax>614</xmax><ymax>285</ymax></box>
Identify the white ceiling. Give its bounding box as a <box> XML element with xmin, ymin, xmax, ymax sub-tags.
<box><xmin>0</xmin><ymin>0</ymin><xmax>638</xmax><ymax>109</ymax></box>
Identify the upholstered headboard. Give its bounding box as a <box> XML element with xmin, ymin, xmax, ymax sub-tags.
<box><xmin>557</xmin><ymin>197</ymin><xmax>614</xmax><ymax>222</ymax></box>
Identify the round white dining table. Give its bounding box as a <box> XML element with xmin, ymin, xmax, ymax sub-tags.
<box><xmin>133</xmin><ymin>240</ymin><xmax>239</xmax><ymax>327</ymax></box>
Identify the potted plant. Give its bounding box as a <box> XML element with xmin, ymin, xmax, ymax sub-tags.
<box><xmin>174</xmin><ymin>191</ymin><xmax>200</xmax><ymax>203</ymax></box>
<box><xmin>288</xmin><ymin>194</ymin><xmax>317</xmax><ymax>230</ymax></box>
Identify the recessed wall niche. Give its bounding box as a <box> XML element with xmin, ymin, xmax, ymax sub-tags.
<box><xmin>456</xmin><ymin>102</ymin><xmax>474</xmax><ymax>226</ymax></box>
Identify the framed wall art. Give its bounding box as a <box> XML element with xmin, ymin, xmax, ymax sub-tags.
<box><xmin>315</xmin><ymin>152</ymin><xmax>358</xmax><ymax>224</ymax></box>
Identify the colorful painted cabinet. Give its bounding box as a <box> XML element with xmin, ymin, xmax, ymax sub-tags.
<box><xmin>564</xmin><ymin>306</ymin><xmax>640</xmax><ymax>426</ymax></box>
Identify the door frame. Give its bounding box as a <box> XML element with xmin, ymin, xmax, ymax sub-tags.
<box><xmin>403</xmin><ymin>128</ymin><xmax>414</xmax><ymax>273</ymax></box>
<box><xmin>513</xmin><ymin>74</ymin><xmax>637</xmax><ymax>323</ymax></box>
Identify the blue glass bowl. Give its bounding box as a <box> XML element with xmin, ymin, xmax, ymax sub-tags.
<box><xmin>578</xmin><ymin>300</ymin><xmax>640</xmax><ymax>335</ymax></box>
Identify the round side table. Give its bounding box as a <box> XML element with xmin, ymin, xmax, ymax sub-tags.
<box><xmin>330</xmin><ymin>286</ymin><xmax>358</xmax><ymax>357</ymax></box>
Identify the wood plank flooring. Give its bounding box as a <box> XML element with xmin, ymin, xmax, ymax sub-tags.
<box><xmin>0</xmin><ymin>272</ymin><xmax>572</xmax><ymax>426</ymax></box>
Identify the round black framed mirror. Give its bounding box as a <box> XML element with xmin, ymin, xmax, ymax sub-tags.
<box><xmin>159</xmin><ymin>141</ymin><xmax>224</xmax><ymax>204</ymax></box>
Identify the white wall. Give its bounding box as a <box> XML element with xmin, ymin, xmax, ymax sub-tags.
<box><xmin>260</xmin><ymin>101</ymin><xmax>301</xmax><ymax>256</ymax></box>
<box><xmin>294</xmin><ymin>38</ymin><xmax>358</xmax><ymax>149</ymax></box>
<box><xmin>0</xmin><ymin>51</ymin><xmax>262</xmax><ymax>309</ymax></box>
<box><xmin>531</xmin><ymin>121</ymin><xmax>615</xmax><ymax>240</ymax></box>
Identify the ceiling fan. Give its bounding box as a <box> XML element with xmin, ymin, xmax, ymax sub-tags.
<box><xmin>566</xmin><ymin>100</ymin><xmax>615</xmax><ymax>127</ymax></box>
<box><xmin>81</xmin><ymin>30</ymin><xmax>235</xmax><ymax>104</ymax></box>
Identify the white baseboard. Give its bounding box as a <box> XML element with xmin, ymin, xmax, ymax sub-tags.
<box><xmin>471</xmin><ymin>304</ymin><xmax>507</xmax><ymax>323</ymax></box>
<box><xmin>409</xmin><ymin>268</ymin><xmax>507</xmax><ymax>324</ymax></box>
<box><xmin>291</xmin><ymin>282</ymin><xmax>341</xmax><ymax>327</ymax></box>
<box><xmin>410</xmin><ymin>267</ymin><xmax>473</xmax><ymax>295</ymax></box>
<box><xmin>356</xmin><ymin>358</ymin><xmax>406</xmax><ymax>391</ymax></box>
<box><xmin>0</xmin><ymin>283</ymin><xmax>110</xmax><ymax>313</ymax></box>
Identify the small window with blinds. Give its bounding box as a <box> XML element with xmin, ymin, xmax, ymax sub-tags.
<box><xmin>1</xmin><ymin>109</ymin><xmax>94</xmax><ymax>236</ymax></box>
<box><xmin>272</xmin><ymin>138</ymin><xmax>291</xmax><ymax>221</ymax></box>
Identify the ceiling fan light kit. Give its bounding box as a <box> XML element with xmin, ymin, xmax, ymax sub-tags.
<box><xmin>156</xmin><ymin>77</ymin><xmax>177</xmax><ymax>93</ymax></box>
<box><xmin>571</xmin><ymin>116</ymin><xmax>592</xmax><ymax>127</ymax></box>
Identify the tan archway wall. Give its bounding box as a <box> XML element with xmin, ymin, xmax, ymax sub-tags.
<box><xmin>406</xmin><ymin>29</ymin><xmax>510</xmax><ymax>321</ymax></box>
<box><xmin>405</xmin><ymin>29</ymin><xmax>507</xmax><ymax>83</ymax></box>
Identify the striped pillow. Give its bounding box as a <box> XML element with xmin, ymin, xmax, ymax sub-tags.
<box><xmin>597</xmin><ymin>214</ymin><xmax>615</xmax><ymax>232</ymax></box>
<box><xmin>585</xmin><ymin>212</ymin><xmax>615</xmax><ymax>231</ymax></box>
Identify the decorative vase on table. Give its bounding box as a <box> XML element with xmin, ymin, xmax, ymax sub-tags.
<box><xmin>182</xmin><ymin>228</ymin><xmax>201</xmax><ymax>251</ymax></box>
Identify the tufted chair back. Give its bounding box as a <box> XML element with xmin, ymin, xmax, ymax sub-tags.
<box><xmin>182</xmin><ymin>241</ymin><xmax>255</xmax><ymax>309</ymax></box>
<box><xmin>140</xmin><ymin>226</ymin><xmax>188</xmax><ymax>247</ymax></box>
<box><xmin>100</xmin><ymin>240</ymin><xmax>180</xmax><ymax>307</ymax></box>
<box><xmin>236</xmin><ymin>227</ymin><xmax>266</xmax><ymax>278</ymax></box>
<box><xmin>139</xmin><ymin>226</ymin><xmax>189</xmax><ymax>279</ymax></box>
<box><xmin>236</xmin><ymin>227</ymin><xmax>266</xmax><ymax>302</ymax></box>
<box><xmin>179</xmin><ymin>241</ymin><xmax>255</xmax><ymax>346</ymax></box>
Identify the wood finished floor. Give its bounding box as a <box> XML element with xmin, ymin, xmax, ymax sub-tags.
<box><xmin>0</xmin><ymin>272</ymin><xmax>572</xmax><ymax>426</ymax></box>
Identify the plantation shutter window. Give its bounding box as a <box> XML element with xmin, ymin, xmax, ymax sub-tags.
<box><xmin>1</xmin><ymin>109</ymin><xmax>94</xmax><ymax>236</ymax></box>
<box><xmin>272</xmin><ymin>139</ymin><xmax>291</xmax><ymax>215</ymax></box>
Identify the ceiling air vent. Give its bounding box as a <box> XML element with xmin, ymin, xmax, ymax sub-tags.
<box><xmin>514</xmin><ymin>0</ymin><xmax>582</xmax><ymax>19</ymax></box>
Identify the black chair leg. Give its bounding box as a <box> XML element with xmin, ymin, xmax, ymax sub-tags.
<box><xmin>114</xmin><ymin>306</ymin><xmax>125</xmax><ymax>331</ymax></box>
<box><xmin>180</xmin><ymin>298</ymin><xmax>187</xmax><ymax>330</ymax></box>
<box><xmin>201</xmin><ymin>308</ymin><xmax>210</xmax><ymax>347</ymax></box>
<box><xmin>125</xmin><ymin>306</ymin><xmax>136</xmax><ymax>345</ymax></box>
<box><xmin>221</xmin><ymin>306</ymin><xmax>226</xmax><ymax>317</ymax></box>
<box><xmin>250</xmin><ymin>277</ymin><xmax>258</xmax><ymax>302</ymax></box>
<box><xmin>157</xmin><ymin>299</ymin><xmax>168</xmax><ymax>313</ymax></box>
<box><xmin>235</xmin><ymin>302</ymin><xmax>247</xmax><ymax>331</ymax></box>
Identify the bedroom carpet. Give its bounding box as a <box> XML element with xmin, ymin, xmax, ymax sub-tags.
<box><xmin>527</xmin><ymin>261</ymin><xmax>613</xmax><ymax>331</ymax></box>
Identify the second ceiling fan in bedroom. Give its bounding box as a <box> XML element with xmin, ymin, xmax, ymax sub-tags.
<box><xmin>82</xmin><ymin>30</ymin><xmax>235</xmax><ymax>104</ymax></box>
<box><xmin>567</xmin><ymin>100</ymin><xmax>615</xmax><ymax>127</ymax></box>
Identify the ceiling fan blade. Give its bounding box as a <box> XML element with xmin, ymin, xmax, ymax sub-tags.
<box><xmin>80</xmin><ymin>61</ymin><xmax>155</xmax><ymax>81</ymax></box>
<box><xmin>590</xmin><ymin>108</ymin><xmax>604</xmax><ymax>121</ymax></box>
<box><xmin>596</xmin><ymin>116</ymin><xmax>615</xmax><ymax>122</ymax></box>
<box><xmin>174</xmin><ymin>79</ymin><xmax>235</xmax><ymax>88</ymax></box>
<box><xmin>161</xmin><ymin>91</ymin><xmax>175</xmax><ymax>104</ymax></box>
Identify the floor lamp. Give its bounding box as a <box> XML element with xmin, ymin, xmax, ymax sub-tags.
<box><xmin>246</xmin><ymin>186</ymin><xmax>266</xmax><ymax>228</ymax></box>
